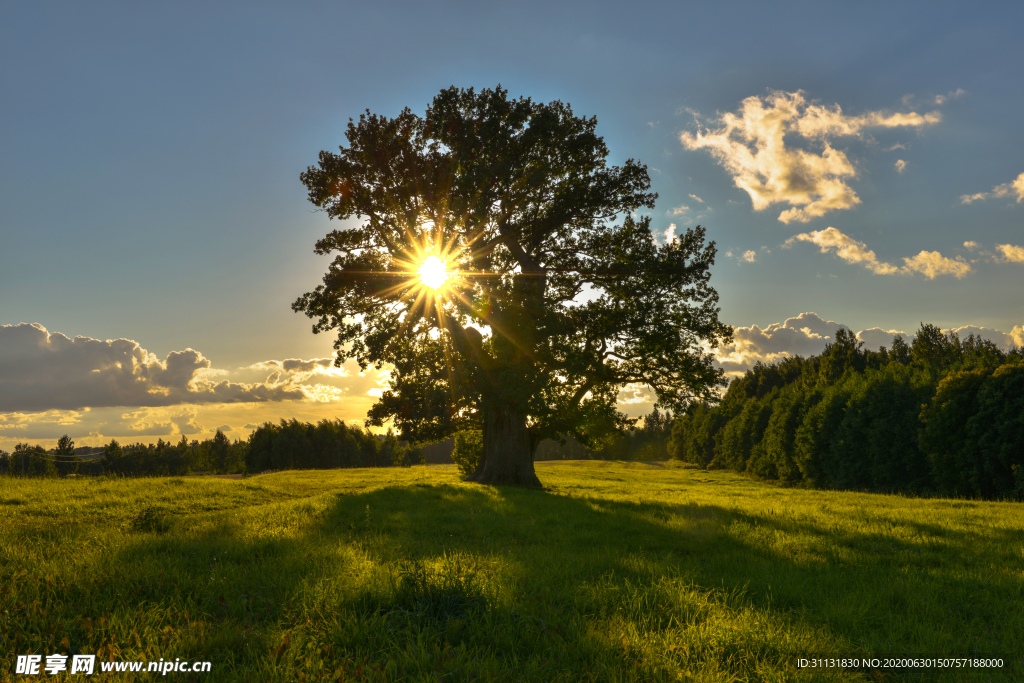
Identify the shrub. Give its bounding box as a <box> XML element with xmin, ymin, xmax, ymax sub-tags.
<box><xmin>452</xmin><ymin>430</ymin><xmax>483</xmax><ymax>476</ymax></box>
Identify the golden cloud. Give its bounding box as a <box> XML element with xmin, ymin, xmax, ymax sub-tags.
<box><xmin>960</xmin><ymin>172</ymin><xmax>1024</xmax><ymax>204</ymax></box>
<box><xmin>684</xmin><ymin>90</ymin><xmax>937</xmax><ymax>223</ymax></box>
<box><xmin>681</xmin><ymin>91</ymin><xmax>941</xmax><ymax>223</ymax></box>
<box><xmin>785</xmin><ymin>227</ymin><xmax>970</xmax><ymax>279</ymax></box>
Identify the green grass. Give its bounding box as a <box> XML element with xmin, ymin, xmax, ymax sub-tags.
<box><xmin>1</xmin><ymin>463</ymin><xmax>1021</xmax><ymax>682</ymax></box>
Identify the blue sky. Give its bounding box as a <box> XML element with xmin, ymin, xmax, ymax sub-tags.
<box><xmin>2</xmin><ymin>1</ymin><xmax>1022</xmax><ymax>448</ymax></box>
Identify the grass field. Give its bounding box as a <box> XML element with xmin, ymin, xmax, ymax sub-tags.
<box><xmin>1</xmin><ymin>462</ymin><xmax>1021</xmax><ymax>682</ymax></box>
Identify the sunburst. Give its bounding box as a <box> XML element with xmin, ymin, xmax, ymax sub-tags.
<box><xmin>418</xmin><ymin>254</ymin><xmax>451</xmax><ymax>291</ymax></box>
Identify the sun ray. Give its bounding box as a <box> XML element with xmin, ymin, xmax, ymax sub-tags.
<box><xmin>418</xmin><ymin>254</ymin><xmax>451</xmax><ymax>290</ymax></box>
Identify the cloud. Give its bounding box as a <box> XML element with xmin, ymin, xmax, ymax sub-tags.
<box><xmin>714</xmin><ymin>313</ymin><xmax>852</xmax><ymax>376</ymax></box>
<box><xmin>662</xmin><ymin>223</ymin><xmax>677</xmax><ymax>244</ymax></box>
<box><xmin>886</xmin><ymin>143</ymin><xmax>906</xmax><ymax>151</ymax></box>
<box><xmin>963</xmin><ymin>241</ymin><xmax>979</xmax><ymax>250</ymax></box>
<box><xmin>1013</xmin><ymin>326</ymin><xmax>1024</xmax><ymax>348</ymax></box>
<box><xmin>669</xmin><ymin>204</ymin><xmax>690</xmax><ymax>215</ymax></box>
<box><xmin>946</xmin><ymin>325</ymin><xmax>1024</xmax><ymax>350</ymax></box>
<box><xmin>617</xmin><ymin>383</ymin><xmax>656</xmax><ymax>405</ymax></box>
<box><xmin>741</xmin><ymin>250</ymin><xmax>757</xmax><ymax>263</ymax></box>
<box><xmin>281</xmin><ymin>358</ymin><xmax>335</xmax><ymax>373</ymax></box>
<box><xmin>960</xmin><ymin>193</ymin><xmax>988</xmax><ymax>205</ymax></box>
<box><xmin>996</xmin><ymin>243</ymin><xmax>1024</xmax><ymax>263</ymax></box>
<box><xmin>857</xmin><ymin>327</ymin><xmax>912</xmax><ymax>351</ymax></box>
<box><xmin>784</xmin><ymin>227</ymin><xmax>899</xmax><ymax>274</ymax></box>
<box><xmin>681</xmin><ymin>90</ymin><xmax>941</xmax><ymax>222</ymax></box>
<box><xmin>689</xmin><ymin>194</ymin><xmax>704</xmax><ymax>203</ymax></box>
<box><xmin>960</xmin><ymin>172</ymin><xmax>1024</xmax><ymax>204</ymax></box>
<box><xmin>784</xmin><ymin>227</ymin><xmax>970</xmax><ymax>279</ymax></box>
<box><xmin>216</xmin><ymin>424</ymin><xmax>232</xmax><ymax>432</ymax></box>
<box><xmin>0</xmin><ymin>323</ymin><xmax>306</xmax><ymax>412</ymax></box>
<box><xmin>934</xmin><ymin>88</ymin><xmax>966</xmax><ymax>105</ymax></box>
<box><xmin>0</xmin><ymin>344</ymin><xmax>396</xmax><ymax>450</ymax></box>
<box><xmin>895</xmin><ymin>159</ymin><xmax>907</xmax><ymax>173</ymax></box>
<box><xmin>901</xmin><ymin>251</ymin><xmax>972</xmax><ymax>279</ymax></box>
<box><xmin>171</xmin><ymin>409</ymin><xmax>204</xmax><ymax>435</ymax></box>
<box><xmin>713</xmin><ymin>313</ymin><xmax>1021</xmax><ymax>378</ymax></box>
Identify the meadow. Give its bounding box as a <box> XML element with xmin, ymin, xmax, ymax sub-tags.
<box><xmin>1</xmin><ymin>462</ymin><xmax>1021</xmax><ymax>682</ymax></box>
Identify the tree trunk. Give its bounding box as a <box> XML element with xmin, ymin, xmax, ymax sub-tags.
<box><xmin>467</xmin><ymin>395</ymin><xmax>542</xmax><ymax>488</ymax></box>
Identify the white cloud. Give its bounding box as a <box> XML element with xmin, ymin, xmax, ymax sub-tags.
<box><xmin>741</xmin><ymin>250</ymin><xmax>757</xmax><ymax>263</ymax></box>
<box><xmin>947</xmin><ymin>325</ymin><xmax>1024</xmax><ymax>350</ymax></box>
<box><xmin>857</xmin><ymin>328</ymin><xmax>912</xmax><ymax>351</ymax></box>
<box><xmin>895</xmin><ymin>159</ymin><xmax>907</xmax><ymax>173</ymax></box>
<box><xmin>681</xmin><ymin>90</ymin><xmax>941</xmax><ymax>222</ymax></box>
<box><xmin>663</xmin><ymin>223</ymin><xmax>678</xmax><ymax>244</ymax></box>
<box><xmin>886</xmin><ymin>142</ymin><xmax>906</xmax><ymax>151</ymax></box>
<box><xmin>996</xmin><ymin>243</ymin><xmax>1024</xmax><ymax>263</ymax></box>
<box><xmin>714</xmin><ymin>313</ymin><xmax>1021</xmax><ymax>378</ymax></box>
<box><xmin>960</xmin><ymin>172</ymin><xmax>1024</xmax><ymax>204</ymax></box>
<box><xmin>669</xmin><ymin>204</ymin><xmax>690</xmax><ymax>216</ymax></box>
<box><xmin>963</xmin><ymin>241</ymin><xmax>979</xmax><ymax>250</ymax></box>
<box><xmin>714</xmin><ymin>313</ymin><xmax>852</xmax><ymax>376</ymax></box>
<box><xmin>785</xmin><ymin>227</ymin><xmax>970</xmax><ymax>279</ymax></box>
<box><xmin>0</xmin><ymin>324</ymin><xmax>307</xmax><ymax>413</ymax></box>
<box><xmin>689</xmin><ymin>194</ymin><xmax>704</xmax><ymax>203</ymax></box>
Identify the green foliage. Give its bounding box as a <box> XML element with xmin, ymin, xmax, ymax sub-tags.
<box><xmin>126</xmin><ymin>506</ymin><xmax>172</xmax><ymax>533</ymax></box>
<box><xmin>745</xmin><ymin>383</ymin><xmax>807</xmax><ymax>483</ymax></box>
<box><xmin>246</xmin><ymin>418</ymin><xmax>404</xmax><ymax>474</ymax></box>
<box><xmin>294</xmin><ymin>86</ymin><xmax>731</xmax><ymax>485</ymax></box>
<box><xmin>452</xmin><ymin>429</ymin><xmax>483</xmax><ymax>476</ymax></box>
<box><xmin>385</xmin><ymin>554</ymin><xmax>487</xmax><ymax>623</ymax></box>
<box><xmin>962</xmin><ymin>363</ymin><xmax>1024</xmax><ymax>498</ymax></box>
<box><xmin>668</xmin><ymin>322</ymin><xmax>1021</xmax><ymax>500</ymax></box>
<box><xmin>920</xmin><ymin>368</ymin><xmax>992</xmax><ymax>496</ymax></box>
<box><xmin>380</xmin><ymin>428</ymin><xmax>425</xmax><ymax>467</ymax></box>
<box><xmin>9</xmin><ymin>443</ymin><xmax>57</xmax><ymax>477</ymax></box>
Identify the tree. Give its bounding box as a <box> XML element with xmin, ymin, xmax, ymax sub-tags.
<box><xmin>103</xmin><ymin>439</ymin><xmax>124</xmax><ymax>473</ymax></box>
<box><xmin>295</xmin><ymin>86</ymin><xmax>732</xmax><ymax>487</ymax></box>
<box><xmin>209</xmin><ymin>429</ymin><xmax>231</xmax><ymax>472</ymax></box>
<box><xmin>818</xmin><ymin>328</ymin><xmax>865</xmax><ymax>386</ymax></box>
<box><xmin>54</xmin><ymin>434</ymin><xmax>80</xmax><ymax>476</ymax></box>
<box><xmin>55</xmin><ymin>434</ymin><xmax>75</xmax><ymax>455</ymax></box>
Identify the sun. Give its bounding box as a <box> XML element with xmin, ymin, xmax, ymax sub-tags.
<box><xmin>418</xmin><ymin>254</ymin><xmax>451</xmax><ymax>291</ymax></box>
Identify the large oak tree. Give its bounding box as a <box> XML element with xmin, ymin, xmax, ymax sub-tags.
<box><xmin>295</xmin><ymin>86</ymin><xmax>732</xmax><ymax>487</ymax></box>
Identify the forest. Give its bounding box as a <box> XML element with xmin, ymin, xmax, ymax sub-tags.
<box><xmin>670</xmin><ymin>323</ymin><xmax>1024</xmax><ymax>500</ymax></box>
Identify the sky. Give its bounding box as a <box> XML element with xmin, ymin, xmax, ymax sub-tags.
<box><xmin>2</xmin><ymin>1</ymin><xmax>1022</xmax><ymax>450</ymax></box>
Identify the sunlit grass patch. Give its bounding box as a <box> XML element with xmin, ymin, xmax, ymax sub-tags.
<box><xmin>1</xmin><ymin>463</ymin><xmax>1022</xmax><ymax>681</ymax></box>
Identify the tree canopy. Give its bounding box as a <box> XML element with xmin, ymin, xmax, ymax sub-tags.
<box><xmin>294</xmin><ymin>86</ymin><xmax>732</xmax><ymax>486</ymax></box>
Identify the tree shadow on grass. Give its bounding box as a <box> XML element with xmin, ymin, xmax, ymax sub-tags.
<box><xmin>69</xmin><ymin>481</ymin><xmax>1023</xmax><ymax>681</ymax></box>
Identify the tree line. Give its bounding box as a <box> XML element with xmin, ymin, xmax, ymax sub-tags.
<box><xmin>669</xmin><ymin>324</ymin><xmax>1024</xmax><ymax>500</ymax></box>
<box><xmin>1</xmin><ymin>410</ymin><xmax>676</xmax><ymax>479</ymax></box>
<box><xmin>0</xmin><ymin>419</ymin><xmax>423</xmax><ymax>478</ymax></box>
